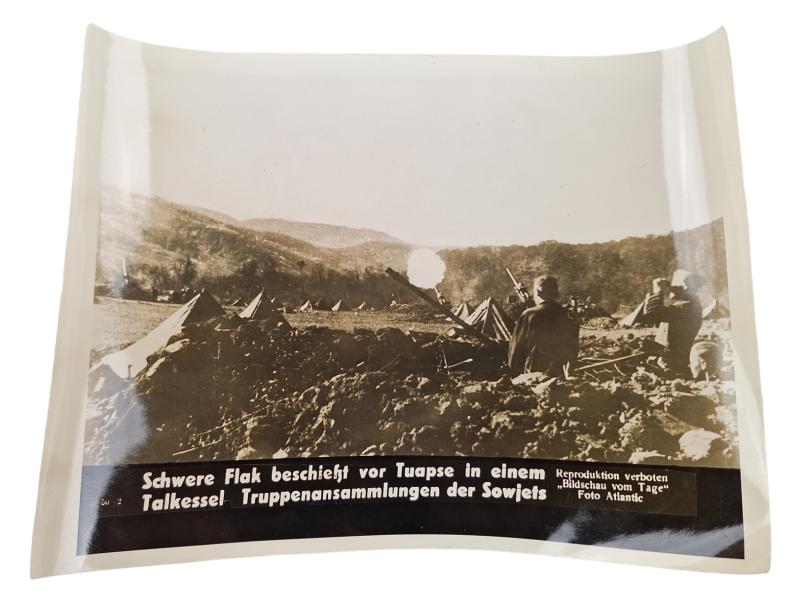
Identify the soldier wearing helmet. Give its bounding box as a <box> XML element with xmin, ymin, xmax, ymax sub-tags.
<box><xmin>642</xmin><ymin>269</ymin><xmax>705</xmax><ymax>371</ymax></box>
<box><xmin>508</xmin><ymin>276</ymin><xmax>579</xmax><ymax>376</ymax></box>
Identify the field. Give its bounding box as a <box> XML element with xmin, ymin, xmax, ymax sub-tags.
<box><xmin>91</xmin><ymin>298</ymin><xmax>178</xmax><ymax>355</ymax></box>
<box><xmin>92</xmin><ymin>297</ymin><xmax>452</xmax><ymax>356</ymax></box>
<box><xmin>90</xmin><ymin>297</ymin><xmax>723</xmax><ymax>354</ymax></box>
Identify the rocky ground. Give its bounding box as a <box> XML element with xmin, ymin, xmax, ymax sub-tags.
<box><xmin>84</xmin><ymin>315</ymin><xmax>738</xmax><ymax>468</ymax></box>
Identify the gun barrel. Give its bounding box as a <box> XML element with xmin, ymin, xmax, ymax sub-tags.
<box><xmin>505</xmin><ymin>267</ymin><xmax>530</xmax><ymax>302</ymax></box>
<box><xmin>384</xmin><ymin>268</ymin><xmax>494</xmax><ymax>344</ymax></box>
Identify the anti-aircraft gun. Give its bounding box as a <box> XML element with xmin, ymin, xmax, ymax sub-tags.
<box><xmin>433</xmin><ymin>286</ymin><xmax>451</xmax><ymax>309</ymax></box>
<box><xmin>384</xmin><ymin>268</ymin><xmax>495</xmax><ymax>345</ymax></box>
<box><xmin>506</xmin><ymin>268</ymin><xmax>534</xmax><ymax>307</ymax></box>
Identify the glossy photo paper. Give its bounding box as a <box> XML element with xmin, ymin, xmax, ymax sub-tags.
<box><xmin>31</xmin><ymin>26</ymin><xmax>769</xmax><ymax>576</ymax></box>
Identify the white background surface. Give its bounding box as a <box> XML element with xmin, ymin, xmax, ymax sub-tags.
<box><xmin>1</xmin><ymin>0</ymin><xmax>797</xmax><ymax>598</ymax></box>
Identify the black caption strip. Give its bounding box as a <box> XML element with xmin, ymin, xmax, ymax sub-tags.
<box><xmin>78</xmin><ymin>456</ymin><xmax>743</xmax><ymax>558</ymax></box>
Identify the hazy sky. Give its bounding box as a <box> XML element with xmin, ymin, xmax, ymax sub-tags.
<box><xmin>99</xmin><ymin>31</ymin><xmax>727</xmax><ymax>248</ymax></box>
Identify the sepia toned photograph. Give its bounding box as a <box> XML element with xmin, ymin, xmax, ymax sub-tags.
<box><xmin>82</xmin><ymin>36</ymin><xmax>739</xmax><ymax>470</ymax></box>
<box><xmin>28</xmin><ymin>22</ymin><xmax>775</xmax><ymax>578</ymax></box>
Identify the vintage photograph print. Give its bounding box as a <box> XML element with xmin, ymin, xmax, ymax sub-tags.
<box><xmin>30</xmin><ymin>27</ymin><xmax>770</xmax><ymax>576</ymax></box>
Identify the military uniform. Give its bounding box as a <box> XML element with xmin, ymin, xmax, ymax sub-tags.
<box><xmin>643</xmin><ymin>292</ymin><xmax>703</xmax><ymax>369</ymax></box>
<box><xmin>508</xmin><ymin>300</ymin><xmax>579</xmax><ymax>376</ymax></box>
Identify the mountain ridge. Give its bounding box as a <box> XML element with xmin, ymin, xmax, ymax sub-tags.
<box><xmin>97</xmin><ymin>189</ymin><xmax>728</xmax><ymax>312</ymax></box>
<box><xmin>186</xmin><ymin>204</ymin><xmax>402</xmax><ymax>249</ymax></box>
<box><xmin>241</xmin><ymin>217</ymin><xmax>401</xmax><ymax>249</ymax></box>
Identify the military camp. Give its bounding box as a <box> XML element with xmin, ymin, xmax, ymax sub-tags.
<box><xmin>86</xmin><ymin>192</ymin><xmax>736</xmax><ymax>470</ymax></box>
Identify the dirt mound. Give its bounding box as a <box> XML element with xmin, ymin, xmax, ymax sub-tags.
<box><xmin>84</xmin><ymin>318</ymin><xmax>502</xmax><ymax>463</ymax></box>
<box><xmin>84</xmin><ymin>317</ymin><xmax>739</xmax><ymax>468</ymax></box>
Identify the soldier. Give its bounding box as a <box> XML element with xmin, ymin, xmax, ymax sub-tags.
<box><xmin>642</xmin><ymin>278</ymin><xmax>670</xmax><ymax>325</ymax></box>
<box><xmin>508</xmin><ymin>276</ymin><xmax>579</xmax><ymax>376</ymax></box>
<box><xmin>689</xmin><ymin>340</ymin><xmax>721</xmax><ymax>380</ymax></box>
<box><xmin>642</xmin><ymin>269</ymin><xmax>705</xmax><ymax>371</ymax></box>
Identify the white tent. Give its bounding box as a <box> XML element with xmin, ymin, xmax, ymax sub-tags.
<box><xmin>298</xmin><ymin>300</ymin><xmax>314</xmax><ymax>312</ymax></box>
<box><xmin>95</xmin><ymin>290</ymin><xmax>223</xmax><ymax>379</ymax></box>
<box><xmin>354</xmin><ymin>302</ymin><xmax>367</xmax><ymax>311</ymax></box>
<box><xmin>453</xmin><ymin>301</ymin><xmax>474</xmax><ymax>321</ymax></box>
<box><xmin>239</xmin><ymin>289</ymin><xmax>288</xmax><ymax>327</ymax></box>
<box><xmin>464</xmin><ymin>297</ymin><xmax>514</xmax><ymax>341</ymax></box>
<box><xmin>619</xmin><ymin>301</ymin><xmax>645</xmax><ymax>327</ymax></box>
<box><xmin>331</xmin><ymin>299</ymin><xmax>344</xmax><ymax>312</ymax></box>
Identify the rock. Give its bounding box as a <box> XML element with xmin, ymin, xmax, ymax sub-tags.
<box><xmin>393</xmin><ymin>398</ymin><xmax>436</xmax><ymax>424</ymax></box>
<box><xmin>670</xmin><ymin>379</ymin><xmax>692</xmax><ymax>395</ymax></box>
<box><xmin>490</xmin><ymin>410</ymin><xmax>513</xmax><ymax>430</ymax></box>
<box><xmin>379</xmin><ymin>420</ymin><xmax>409</xmax><ymax>443</ymax></box>
<box><xmin>236</xmin><ymin>446</ymin><xmax>258</xmax><ymax>460</ymax></box>
<box><xmin>244</xmin><ymin>417</ymin><xmax>288</xmax><ymax>457</ymax></box>
<box><xmin>436</xmin><ymin>400</ymin><xmax>461</xmax><ymax>421</ymax></box>
<box><xmin>561</xmin><ymin>381</ymin><xmax>617</xmax><ymax>417</ymax></box>
<box><xmin>488</xmin><ymin>375</ymin><xmax>513</xmax><ymax>391</ymax></box>
<box><xmin>461</xmin><ymin>383</ymin><xmax>493</xmax><ymax>403</ymax></box>
<box><xmin>164</xmin><ymin>338</ymin><xmax>190</xmax><ymax>354</ymax></box>
<box><xmin>502</xmin><ymin>393</ymin><xmax>536</xmax><ymax>411</ymax></box>
<box><xmin>532</xmin><ymin>377</ymin><xmax>560</xmax><ymax>398</ymax></box>
<box><xmin>416</xmin><ymin>376</ymin><xmax>437</xmax><ymax>393</ymax></box>
<box><xmin>679</xmin><ymin>429</ymin><xmax>722</xmax><ymax>461</ymax></box>
<box><xmin>299</xmin><ymin>386</ymin><xmax>319</xmax><ymax>403</ymax></box>
<box><xmin>629</xmin><ymin>450</ymin><xmax>667</xmax><ymax>464</ymax></box>
<box><xmin>412</xmin><ymin>425</ymin><xmax>444</xmax><ymax>451</ymax></box>
<box><xmin>618</xmin><ymin>413</ymin><xmax>680</xmax><ymax>455</ymax></box>
<box><xmin>511</xmin><ymin>372</ymin><xmax>550</xmax><ymax>386</ymax></box>
<box><xmin>631</xmin><ymin>368</ymin><xmax>659</xmax><ymax>389</ymax></box>
<box><xmin>664</xmin><ymin>394</ymin><xmax>717</xmax><ymax>427</ymax></box>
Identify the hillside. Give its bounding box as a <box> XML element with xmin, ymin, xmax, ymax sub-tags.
<box><xmin>332</xmin><ymin>240</ymin><xmax>413</xmax><ymax>272</ymax></box>
<box><xmin>95</xmin><ymin>189</ymin><xmax>728</xmax><ymax>313</ymax></box>
<box><xmin>95</xmin><ymin>189</ymin><xmax>414</xmax><ymax>306</ymax></box>
<box><xmin>241</xmin><ymin>217</ymin><xmax>401</xmax><ymax>249</ymax></box>
<box><xmin>437</xmin><ymin>219</ymin><xmax>729</xmax><ymax>313</ymax></box>
<box><xmin>189</xmin><ymin>205</ymin><xmax>402</xmax><ymax>250</ymax></box>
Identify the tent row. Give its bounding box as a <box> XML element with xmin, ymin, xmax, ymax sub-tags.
<box><xmin>235</xmin><ymin>297</ymin><xmax>378</xmax><ymax>312</ymax></box>
<box><xmin>97</xmin><ymin>284</ymin><xmax>700</xmax><ymax>400</ymax></box>
<box><xmin>247</xmin><ymin>291</ymin><xmax>514</xmax><ymax>343</ymax></box>
<box><xmin>297</xmin><ymin>299</ymin><xmax>377</xmax><ymax>312</ymax></box>
<box><xmin>89</xmin><ymin>287</ymin><xmax>518</xmax><ymax>396</ymax></box>
<box><xmin>91</xmin><ymin>286</ymin><xmax>729</xmax><ymax>393</ymax></box>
